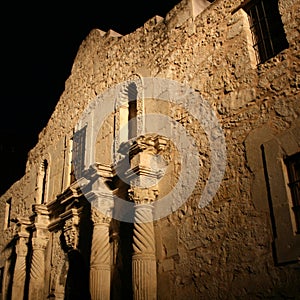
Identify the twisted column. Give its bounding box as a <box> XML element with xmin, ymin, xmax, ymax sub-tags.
<box><xmin>28</xmin><ymin>238</ymin><xmax>48</xmax><ymax>300</ymax></box>
<box><xmin>90</xmin><ymin>208</ymin><xmax>111</xmax><ymax>300</ymax></box>
<box><xmin>11</xmin><ymin>236</ymin><xmax>28</xmax><ymax>300</ymax></box>
<box><xmin>130</xmin><ymin>188</ymin><xmax>158</xmax><ymax>300</ymax></box>
<box><xmin>27</xmin><ymin>204</ymin><xmax>49</xmax><ymax>300</ymax></box>
<box><xmin>126</xmin><ymin>135</ymin><xmax>168</xmax><ymax>300</ymax></box>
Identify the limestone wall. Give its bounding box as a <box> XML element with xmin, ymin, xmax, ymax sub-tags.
<box><xmin>1</xmin><ymin>0</ymin><xmax>300</xmax><ymax>298</ymax></box>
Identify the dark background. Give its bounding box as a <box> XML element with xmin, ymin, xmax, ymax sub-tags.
<box><xmin>0</xmin><ymin>0</ymin><xmax>180</xmax><ymax>195</ymax></box>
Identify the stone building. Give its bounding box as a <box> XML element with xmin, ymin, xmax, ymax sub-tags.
<box><xmin>0</xmin><ymin>0</ymin><xmax>300</xmax><ymax>299</ymax></box>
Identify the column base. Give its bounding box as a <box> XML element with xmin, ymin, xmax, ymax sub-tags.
<box><xmin>90</xmin><ymin>265</ymin><xmax>110</xmax><ymax>300</ymax></box>
<box><xmin>132</xmin><ymin>254</ymin><xmax>157</xmax><ymax>300</ymax></box>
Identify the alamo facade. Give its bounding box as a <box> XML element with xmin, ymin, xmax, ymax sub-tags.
<box><xmin>0</xmin><ymin>0</ymin><xmax>300</xmax><ymax>299</ymax></box>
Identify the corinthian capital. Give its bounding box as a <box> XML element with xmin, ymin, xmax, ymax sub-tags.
<box><xmin>130</xmin><ymin>134</ymin><xmax>169</xmax><ymax>157</ymax></box>
<box><xmin>32</xmin><ymin>237</ymin><xmax>48</xmax><ymax>251</ymax></box>
<box><xmin>91</xmin><ymin>208</ymin><xmax>111</xmax><ymax>225</ymax></box>
<box><xmin>128</xmin><ymin>187</ymin><xmax>159</xmax><ymax>205</ymax></box>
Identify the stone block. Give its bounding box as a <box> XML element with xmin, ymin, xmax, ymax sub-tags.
<box><xmin>161</xmin><ymin>224</ymin><xmax>178</xmax><ymax>258</ymax></box>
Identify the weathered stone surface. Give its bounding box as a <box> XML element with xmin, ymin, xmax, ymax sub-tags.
<box><xmin>1</xmin><ymin>0</ymin><xmax>300</xmax><ymax>299</ymax></box>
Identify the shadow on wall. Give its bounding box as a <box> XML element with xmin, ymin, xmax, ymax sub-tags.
<box><xmin>64</xmin><ymin>249</ymin><xmax>91</xmax><ymax>300</ymax></box>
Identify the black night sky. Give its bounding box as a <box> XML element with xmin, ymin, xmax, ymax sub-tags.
<box><xmin>0</xmin><ymin>0</ymin><xmax>180</xmax><ymax>195</ymax></box>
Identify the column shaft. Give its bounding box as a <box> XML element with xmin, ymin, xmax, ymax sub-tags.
<box><xmin>132</xmin><ymin>204</ymin><xmax>157</xmax><ymax>300</ymax></box>
<box><xmin>11</xmin><ymin>233</ymin><xmax>29</xmax><ymax>300</ymax></box>
<box><xmin>132</xmin><ymin>254</ymin><xmax>156</xmax><ymax>300</ymax></box>
<box><xmin>90</xmin><ymin>211</ymin><xmax>111</xmax><ymax>300</ymax></box>
<box><xmin>28</xmin><ymin>238</ymin><xmax>48</xmax><ymax>300</ymax></box>
<box><xmin>11</xmin><ymin>253</ymin><xmax>27</xmax><ymax>300</ymax></box>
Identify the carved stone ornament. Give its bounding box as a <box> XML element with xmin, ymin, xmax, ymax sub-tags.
<box><xmin>16</xmin><ymin>238</ymin><xmax>29</xmax><ymax>257</ymax></box>
<box><xmin>32</xmin><ymin>237</ymin><xmax>49</xmax><ymax>251</ymax></box>
<box><xmin>129</xmin><ymin>134</ymin><xmax>169</xmax><ymax>158</ymax></box>
<box><xmin>128</xmin><ymin>187</ymin><xmax>159</xmax><ymax>205</ymax></box>
<box><xmin>63</xmin><ymin>218</ymin><xmax>79</xmax><ymax>251</ymax></box>
<box><xmin>91</xmin><ymin>208</ymin><xmax>111</xmax><ymax>225</ymax></box>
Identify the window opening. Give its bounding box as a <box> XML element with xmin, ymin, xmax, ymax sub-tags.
<box><xmin>128</xmin><ymin>82</ymin><xmax>138</xmax><ymax>140</ymax></box>
<box><xmin>41</xmin><ymin>160</ymin><xmax>48</xmax><ymax>204</ymax></box>
<box><xmin>285</xmin><ymin>152</ymin><xmax>300</xmax><ymax>234</ymax></box>
<box><xmin>4</xmin><ymin>199</ymin><xmax>11</xmax><ymax>229</ymax></box>
<box><xmin>71</xmin><ymin>126</ymin><xmax>87</xmax><ymax>181</ymax></box>
<box><xmin>244</xmin><ymin>0</ymin><xmax>288</xmax><ymax>64</ymax></box>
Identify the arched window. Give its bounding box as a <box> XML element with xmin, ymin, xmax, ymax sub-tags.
<box><xmin>119</xmin><ymin>82</ymin><xmax>138</xmax><ymax>144</ymax></box>
<box><xmin>41</xmin><ymin>159</ymin><xmax>48</xmax><ymax>204</ymax></box>
<box><xmin>71</xmin><ymin>126</ymin><xmax>86</xmax><ymax>182</ymax></box>
<box><xmin>36</xmin><ymin>159</ymin><xmax>49</xmax><ymax>204</ymax></box>
<box><xmin>114</xmin><ymin>77</ymin><xmax>143</xmax><ymax>163</ymax></box>
<box><xmin>128</xmin><ymin>82</ymin><xmax>138</xmax><ymax>140</ymax></box>
<box><xmin>285</xmin><ymin>152</ymin><xmax>300</xmax><ymax>234</ymax></box>
<box><xmin>4</xmin><ymin>198</ymin><xmax>11</xmax><ymax>229</ymax></box>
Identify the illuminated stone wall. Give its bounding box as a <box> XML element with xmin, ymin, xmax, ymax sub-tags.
<box><xmin>0</xmin><ymin>0</ymin><xmax>299</xmax><ymax>299</ymax></box>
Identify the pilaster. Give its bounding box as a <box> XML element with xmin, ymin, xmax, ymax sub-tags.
<box><xmin>130</xmin><ymin>188</ymin><xmax>158</xmax><ymax>300</ymax></box>
<box><xmin>28</xmin><ymin>204</ymin><xmax>50</xmax><ymax>300</ymax></box>
<box><xmin>28</xmin><ymin>238</ymin><xmax>49</xmax><ymax>300</ymax></box>
<box><xmin>11</xmin><ymin>218</ymin><xmax>31</xmax><ymax>300</ymax></box>
<box><xmin>87</xmin><ymin>187</ymin><xmax>113</xmax><ymax>300</ymax></box>
<box><xmin>128</xmin><ymin>135</ymin><xmax>166</xmax><ymax>300</ymax></box>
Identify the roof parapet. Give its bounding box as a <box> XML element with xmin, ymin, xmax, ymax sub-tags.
<box><xmin>166</xmin><ymin>0</ymin><xmax>211</xmax><ymax>29</ymax></box>
<box><xmin>105</xmin><ymin>29</ymin><xmax>123</xmax><ymax>38</ymax></box>
<box><xmin>191</xmin><ymin>0</ymin><xmax>211</xmax><ymax>19</ymax></box>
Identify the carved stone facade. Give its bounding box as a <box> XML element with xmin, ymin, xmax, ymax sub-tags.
<box><xmin>1</xmin><ymin>0</ymin><xmax>300</xmax><ymax>299</ymax></box>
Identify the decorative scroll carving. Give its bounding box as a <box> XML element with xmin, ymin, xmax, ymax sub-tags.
<box><xmin>129</xmin><ymin>134</ymin><xmax>169</xmax><ymax>159</ymax></box>
<box><xmin>15</xmin><ymin>238</ymin><xmax>29</xmax><ymax>257</ymax></box>
<box><xmin>128</xmin><ymin>188</ymin><xmax>158</xmax><ymax>206</ymax></box>
<box><xmin>125</xmin><ymin>134</ymin><xmax>170</xmax><ymax>188</ymax></box>
<box><xmin>15</xmin><ymin>201</ymin><xmax>31</xmax><ymax>218</ymax></box>
<box><xmin>91</xmin><ymin>207</ymin><xmax>111</xmax><ymax>226</ymax></box>
<box><xmin>59</xmin><ymin>208</ymin><xmax>80</xmax><ymax>252</ymax></box>
<box><xmin>63</xmin><ymin>218</ymin><xmax>79</xmax><ymax>251</ymax></box>
<box><xmin>31</xmin><ymin>237</ymin><xmax>48</xmax><ymax>251</ymax></box>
